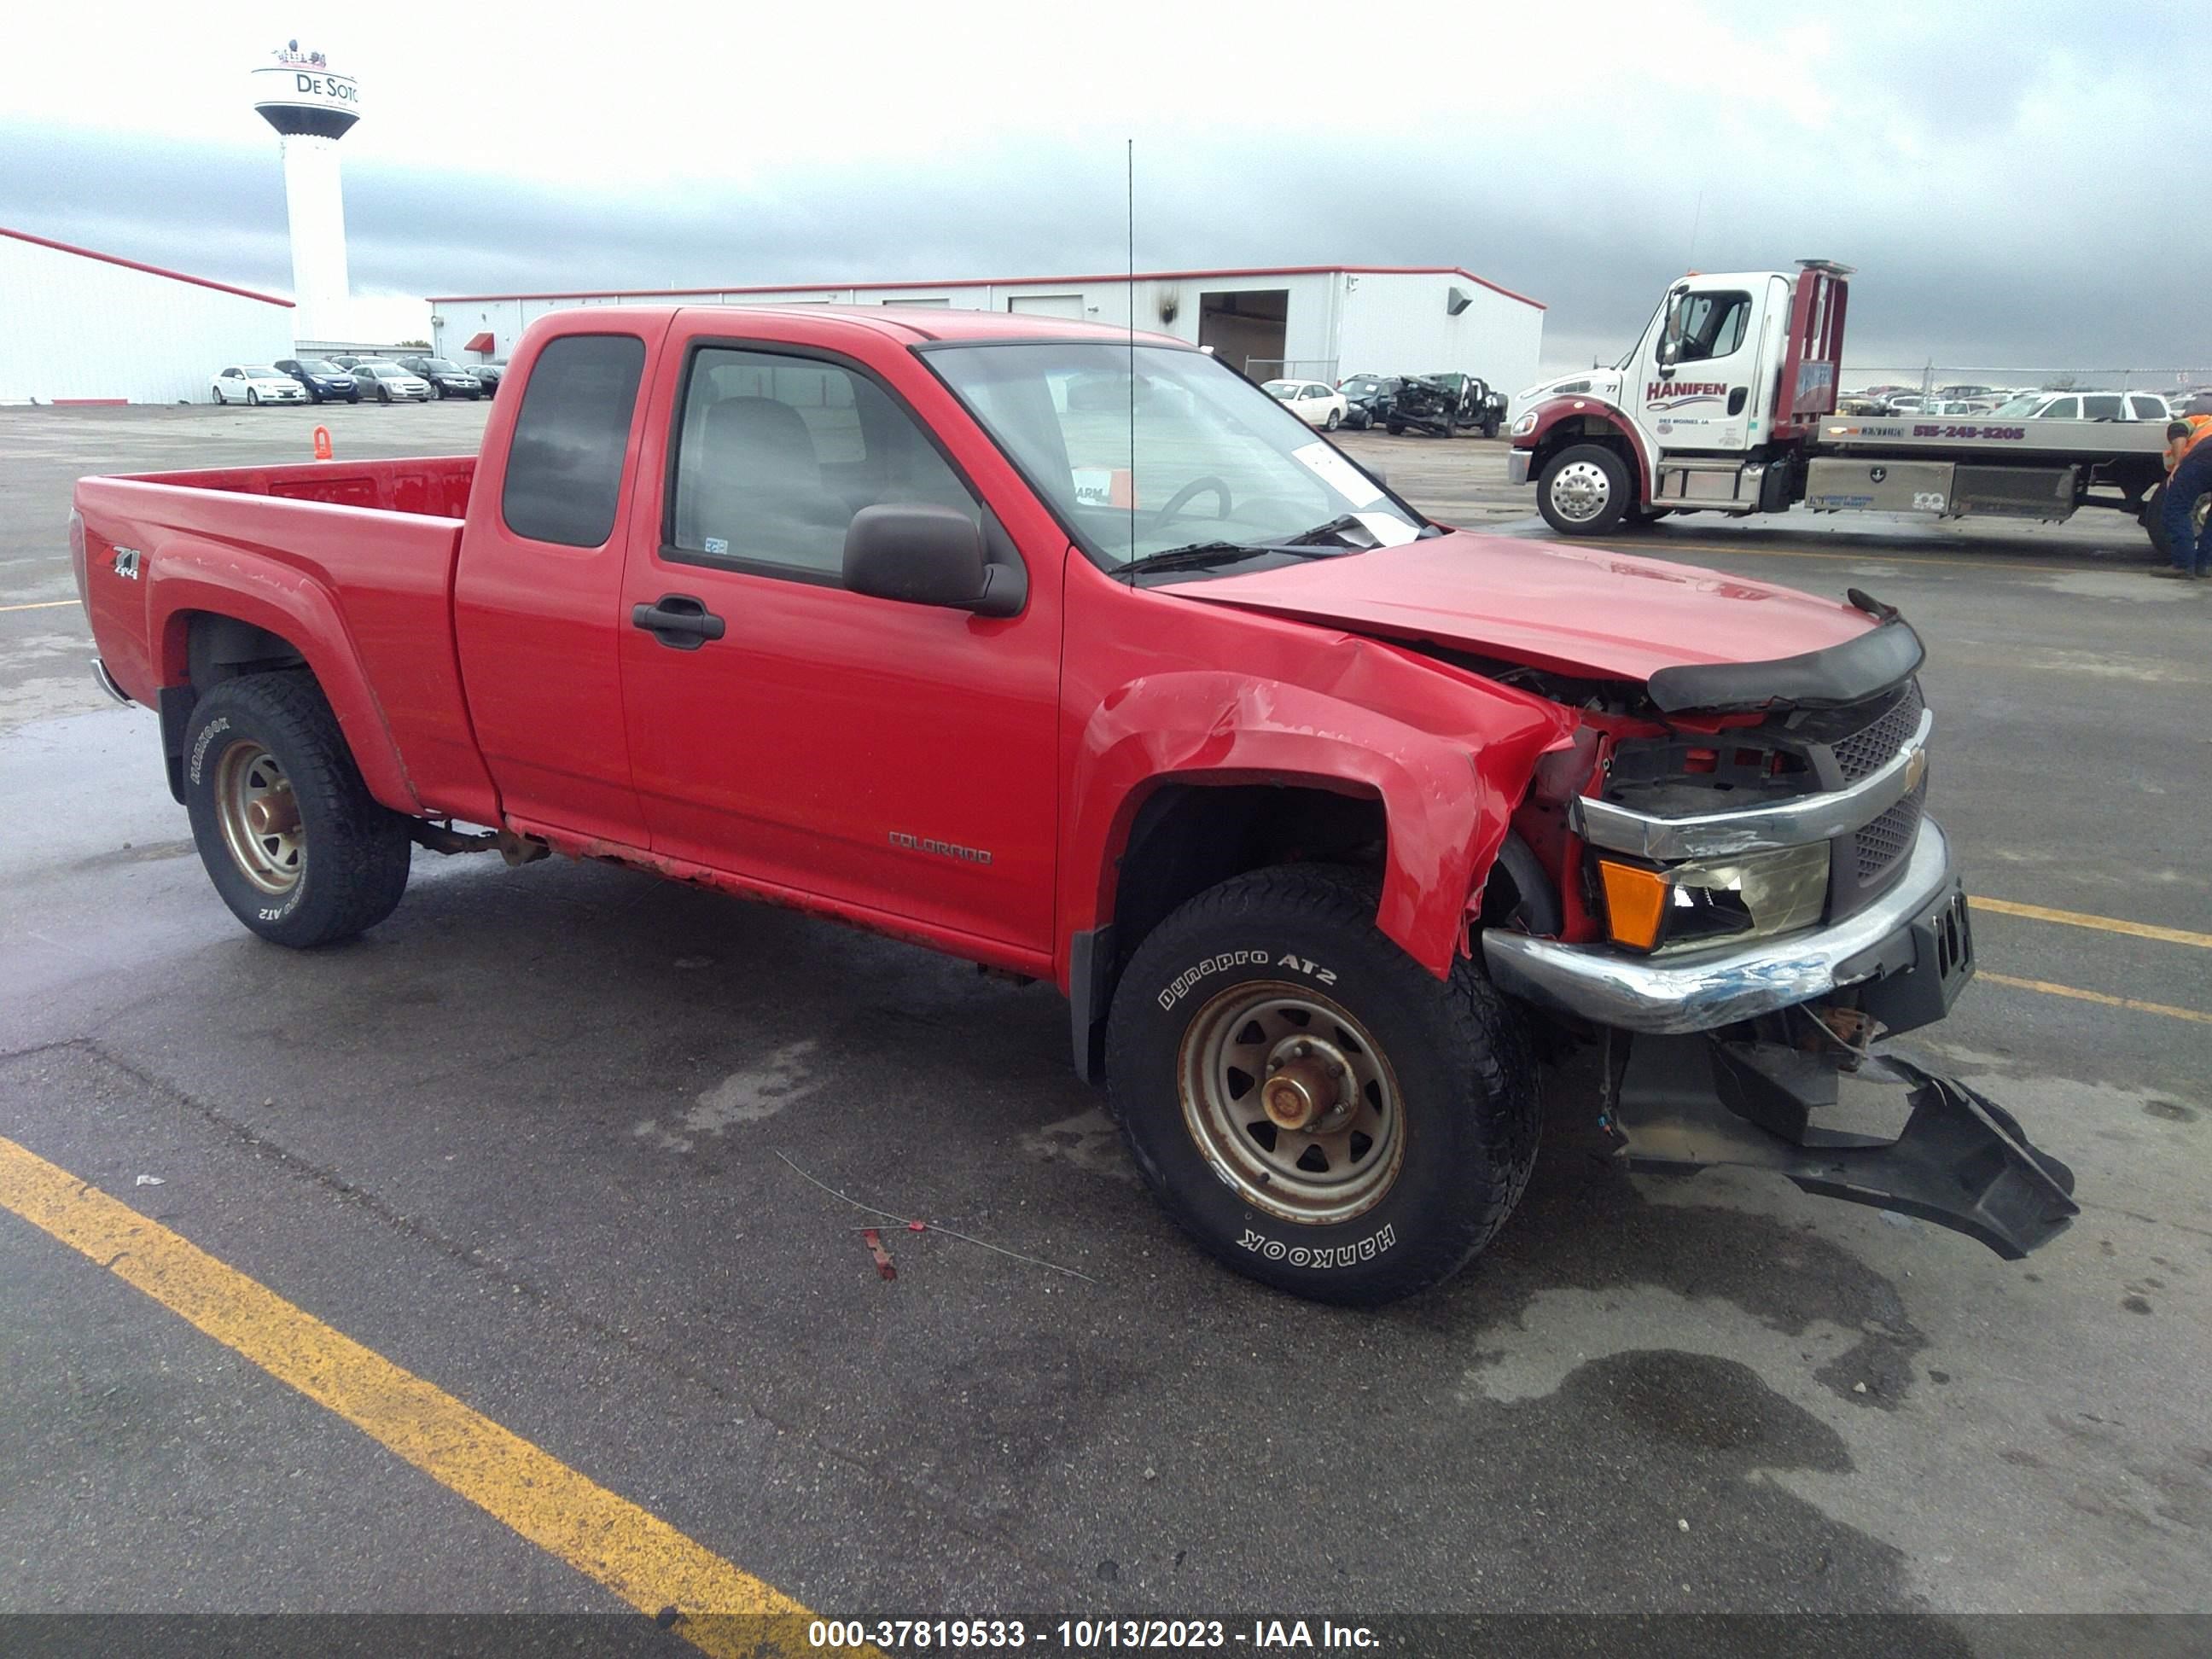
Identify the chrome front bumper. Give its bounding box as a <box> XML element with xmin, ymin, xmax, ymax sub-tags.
<box><xmin>1484</xmin><ymin>818</ymin><xmax>1962</xmax><ymax>1034</ymax></box>
<box><xmin>1506</xmin><ymin>449</ymin><xmax>1533</xmax><ymax>486</ymax></box>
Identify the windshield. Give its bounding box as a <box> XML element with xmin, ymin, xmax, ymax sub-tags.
<box><xmin>243</xmin><ymin>365</ymin><xmax>282</xmax><ymax>378</ymax></box>
<box><xmin>362</xmin><ymin>364</ymin><xmax>401</xmax><ymax>375</ymax></box>
<box><xmin>1262</xmin><ymin>381</ymin><xmax>1295</xmax><ymax>399</ymax></box>
<box><xmin>1990</xmin><ymin>394</ymin><xmax>2043</xmax><ymax>416</ymax></box>
<box><xmin>420</xmin><ymin>358</ymin><xmax>463</xmax><ymax>373</ymax></box>
<box><xmin>298</xmin><ymin>359</ymin><xmax>341</xmax><ymax>374</ymax></box>
<box><xmin>1342</xmin><ymin>377</ymin><xmax>1383</xmax><ymax>395</ymax></box>
<box><xmin>928</xmin><ymin>342</ymin><xmax>1424</xmax><ymax>569</ymax></box>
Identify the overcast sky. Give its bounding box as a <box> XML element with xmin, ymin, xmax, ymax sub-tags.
<box><xmin>3</xmin><ymin>0</ymin><xmax>2206</xmax><ymax>378</ymax></box>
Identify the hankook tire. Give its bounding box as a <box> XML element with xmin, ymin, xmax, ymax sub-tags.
<box><xmin>1106</xmin><ymin>864</ymin><xmax>1541</xmax><ymax>1307</ymax></box>
<box><xmin>182</xmin><ymin>672</ymin><xmax>412</xmax><ymax>948</ymax></box>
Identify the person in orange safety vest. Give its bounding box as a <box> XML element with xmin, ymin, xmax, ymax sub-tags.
<box><xmin>2152</xmin><ymin>413</ymin><xmax>2212</xmax><ymax>579</ymax></box>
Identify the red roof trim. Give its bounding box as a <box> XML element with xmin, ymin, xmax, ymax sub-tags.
<box><xmin>0</xmin><ymin>224</ymin><xmax>294</xmax><ymax>308</ymax></box>
<box><xmin>429</xmin><ymin>264</ymin><xmax>1546</xmax><ymax>311</ymax></box>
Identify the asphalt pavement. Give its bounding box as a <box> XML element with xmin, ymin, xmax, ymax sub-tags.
<box><xmin>1</xmin><ymin>403</ymin><xmax>2206</xmax><ymax>1644</ymax></box>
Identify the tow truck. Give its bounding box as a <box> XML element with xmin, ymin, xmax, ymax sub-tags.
<box><xmin>1509</xmin><ymin>261</ymin><xmax>2180</xmax><ymax>553</ymax></box>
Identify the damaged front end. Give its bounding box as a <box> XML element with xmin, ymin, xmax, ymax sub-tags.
<box><xmin>1606</xmin><ymin>1032</ymin><xmax>2077</xmax><ymax>1260</ymax></box>
<box><xmin>1482</xmin><ymin>607</ymin><xmax>2079</xmax><ymax>1258</ymax></box>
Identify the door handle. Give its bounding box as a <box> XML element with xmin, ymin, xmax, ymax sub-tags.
<box><xmin>632</xmin><ymin>593</ymin><xmax>726</xmax><ymax>650</ymax></box>
<box><xmin>1727</xmin><ymin>387</ymin><xmax>1749</xmax><ymax>416</ymax></box>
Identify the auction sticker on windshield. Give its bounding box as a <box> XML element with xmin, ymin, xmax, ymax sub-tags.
<box><xmin>1291</xmin><ymin>443</ymin><xmax>1384</xmax><ymax>508</ymax></box>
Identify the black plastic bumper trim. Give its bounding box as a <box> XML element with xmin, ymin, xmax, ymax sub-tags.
<box><xmin>1611</xmin><ymin>1034</ymin><xmax>2077</xmax><ymax>1260</ymax></box>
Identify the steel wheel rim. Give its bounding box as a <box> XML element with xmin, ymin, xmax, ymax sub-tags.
<box><xmin>213</xmin><ymin>741</ymin><xmax>305</xmax><ymax>896</ymax></box>
<box><xmin>1550</xmin><ymin>459</ymin><xmax>1611</xmax><ymax>522</ymax></box>
<box><xmin>1178</xmin><ymin>980</ymin><xmax>1405</xmax><ymax>1225</ymax></box>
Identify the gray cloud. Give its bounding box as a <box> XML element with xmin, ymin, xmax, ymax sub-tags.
<box><xmin>5</xmin><ymin>6</ymin><xmax>2208</xmax><ymax>386</ymax></box>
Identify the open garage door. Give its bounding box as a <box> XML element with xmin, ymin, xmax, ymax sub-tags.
<box><xmin>1198</xmin><ymin>289</ymin><xmax>1288</xmax><ymax>379</ymax></box>
<box><xmin>1009</xmin><ymin>294</ymin><xmax>1085</xmax><ymax>317</ymax></box>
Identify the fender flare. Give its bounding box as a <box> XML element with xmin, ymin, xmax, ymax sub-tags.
<box><xmin>147</xmin><ymin>544</ymin><xmax>422</xmax><ymax>814</ymax></box>
<box><xmin>1062</xmin><ymin>669</ymin><xmax>1572</xmax><ymax>982</ymax></box>
<box><xmin>1516</xmin><ymin>398</ymin><xmax>1654</xmax><ymax>498</ymax></box>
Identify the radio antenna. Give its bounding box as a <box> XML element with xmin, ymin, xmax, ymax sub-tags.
<box><xmin>1126</xmin><ymin>136</ymin><xmax>1137</xmax><ymax>579</ymax></box>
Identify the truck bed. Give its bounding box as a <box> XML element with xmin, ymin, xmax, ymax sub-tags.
<box><xmin>122</xmin><ymin>455</ymin><xmax>477</xmax><ymax>516</ymax></box>
<box><xmin>73</xmin><ymin>454</ymin><xmax>493</xmax><ymax>820</ymax></box>
<box><xmin>1811</xmin><ymin>415</ymin><xmax>2168</xmax><ymax>458</ymax></box>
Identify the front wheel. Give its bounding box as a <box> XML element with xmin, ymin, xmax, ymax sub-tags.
<box><xmin>1324</xmin><ymin>408</ymin><xmax>1342</xmax><ymax>431</ymax></box>
<box><xmin>1537</xmin><ymin>442</ymin><xmax>1633</xmax><ymax>535</ymax></box>
<box><xmin>247</xmin><ymin>388</ymin><xmax>260</xmax><ymax>406</ymax></box>
<box><xmin>182</xmin><ymin>672</ymin><xmax>412</xmax><ymax>947</ymax></box>
<box><xmin>1106</xmin><ymin>864</ymin><xmax>1541</xmax><ymax>1307</ymax></box>
<box><xmin>429</xmin><ymin>381</ymin><xmax>444</xmax><ymax>399</ymax></box>
<box><xmin>377</xmin><ymin>385</ymin><xmax>390</xmax><ymax>403</ymax></box>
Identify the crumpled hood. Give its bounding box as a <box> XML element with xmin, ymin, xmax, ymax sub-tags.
<box><xmin>1156</xmin><ymin>531</ymin><xmax>1876</xmax><ymax>684</ymax></box>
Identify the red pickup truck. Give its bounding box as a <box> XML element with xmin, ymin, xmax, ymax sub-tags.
<box><xmin>71</xmin><ymin>305</ymin><xmax>2077</xmax><ymax>1304</ymax></box>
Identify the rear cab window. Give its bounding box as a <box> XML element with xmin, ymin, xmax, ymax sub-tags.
<box><xmin>502</xmin><ymin>335</ymin><xmax>649</xmax><ymax>548</ymax></box>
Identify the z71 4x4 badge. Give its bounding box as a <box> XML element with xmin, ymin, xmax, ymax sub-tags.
<box><xmin>112</xmin><ymin>546</ymin><xmax>143</xmax><ymax>579</ymax></box>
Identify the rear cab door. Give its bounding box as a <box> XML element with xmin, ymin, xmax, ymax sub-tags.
<box><xmin>611</xmin><ymin>309</ymin><xmax>1067</xmax><ymax>967</ymax></box>
<box><xmin>453</xmin><ymin>311</ymin><xmax>672</xmax><ymax>847</ymax></box>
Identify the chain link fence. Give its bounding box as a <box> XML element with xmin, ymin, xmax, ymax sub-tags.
<box><xmin>1843</xmin><ymin>364</ymin><xmax>2212</xmax><ymax>405</ymax></box>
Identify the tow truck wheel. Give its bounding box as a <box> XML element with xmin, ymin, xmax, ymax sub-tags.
<box><xmin>2144</xmin><ymin>482</ymin><xmax>2210</xmax><ymax>563</ymax></box>
<box><xmin>182</xmin><ymin>672</ymin><xmax>412</xmax><ymax>948</ymax></box>
<box><xmin>1106</xmin><ymin>864</ymin><xmax>1541</xmax><ymax>1307</ymax></box>
<box><xmin>1537</xmin><ymin>442</ymin><xmax>1633</xmax><ymax>535</ymax></box>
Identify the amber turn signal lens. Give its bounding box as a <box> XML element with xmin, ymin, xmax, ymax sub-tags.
<box><xmin>1598</xmin><ymin>860</ymin><xmax>1669</xmax><ymax>952</ymax></box>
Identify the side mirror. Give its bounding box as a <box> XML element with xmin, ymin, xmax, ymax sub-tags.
<box><xmin>1655</xmin><ymin>286</ymin><xmax>1687</xmax><ymax>376</ymax></box>
<box><xmin>843</xmin><ymin>504</ymin><xmax>1023</xmax><ymax>618</ymax></box>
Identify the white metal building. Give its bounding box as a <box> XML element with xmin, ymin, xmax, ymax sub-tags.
<box><xmin>430</xmin><ymin>265</ymin><xmax>1545</xmax><ymax>393</ymax></box>
<box><xmin>0</xmin><ymin>225</ymin><xmax>297</xmax><ymax>405</ymax></box>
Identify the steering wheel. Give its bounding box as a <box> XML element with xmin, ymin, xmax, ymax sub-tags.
<box><xmin>1148</xmin><ymin>475</ymin><xmax>1233</xmax><ymax>533</ymax></box>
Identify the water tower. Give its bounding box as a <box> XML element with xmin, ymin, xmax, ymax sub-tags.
<box><xmin>251</xmin><ymin>40</ymin><xmax>361</xmax><ymax>342</ymax></box>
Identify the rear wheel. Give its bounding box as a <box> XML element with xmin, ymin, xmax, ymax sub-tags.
<box><xmin>1537</xmin><ymin>442</ymin><xmax>1633</xmax><ymax>536</ymax></box>
<box><xmin>2145</xmin><ymin>481</ymin><xmax>2210</xmax><ymax>563</ymax></box>
<box><xmin>1106</xmin><ymin>864</ymin><xmax>1541</xmax><ymax>1307</ymax></box>
<box><xmin>182</xmin><ymin>672</ymin><xmax>412</xmax><ymax>947</ymax></box>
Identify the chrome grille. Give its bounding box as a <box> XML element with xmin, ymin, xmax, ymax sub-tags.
<box><xmin>1831</xmin><ymin>680</ymin><xmax>1925</xmax><ymax>783</ymax></box>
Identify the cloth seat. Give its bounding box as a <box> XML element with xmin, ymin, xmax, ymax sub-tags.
<box><xmin>682</xmin><ymin>397</ymin><xmax>852</xmax><ymax>571</ymax></box>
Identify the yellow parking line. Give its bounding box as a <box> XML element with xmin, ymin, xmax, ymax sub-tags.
<box><xmin>1980</xmin><ymin>971</ymin><xmax>2212</xmax><ymax>1027</ymax></box>
<box><xmin>0</xmin><ymin>599</ymin><xmax>79</xmax><ymax>614</ymax></box>
<box><xmin>0</xmin><ymin>1133</ymin><xmax>859</xmax><ymax>1659</ymax></box>
<box><xmin>1970</xmin><ymin>896</ymin><xmax>2212</xmax><ymax>951</ymax></box>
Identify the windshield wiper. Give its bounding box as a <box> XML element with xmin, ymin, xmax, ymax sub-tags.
<box><xmin>1279</xmin><ymin>512</ymin><xmax>1441</xmax><ymax>547</ymax></box>
<box><xmin>1118</xmin><ymin>540</ymin><xmax>1340</xmax><ymax>578</ymax></box>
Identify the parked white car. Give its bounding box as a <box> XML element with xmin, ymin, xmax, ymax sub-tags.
<box><xmin>1988</xmin><ymin>390</ymin><xmax>2173</xmax><ymax>422</ymax></box>
<box><xmin>211</xmin><ymin>365</ymin><xmax>307</xmax><ymax>405</ymax></box>
<box><xmin>1263</xmin><ymin>379</ymin><xmax>1349</xmax><ymax>431</ymax></box>
<box><xmin>353</xmin><ymin>362</ymin><xmax>434</xmax><ymax>403</ymax></box>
